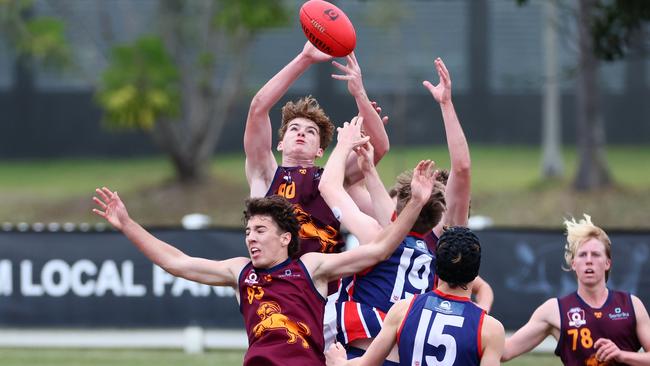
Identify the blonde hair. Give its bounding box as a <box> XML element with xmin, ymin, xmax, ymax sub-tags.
<box><xmin>562</xmin><ymin>214</ymin><xmax>612</xmax><ymax>280</ymax></box>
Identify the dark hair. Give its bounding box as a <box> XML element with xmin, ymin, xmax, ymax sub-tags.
<box><xmin>436</xmin><ymin>226</ymin><xmax>481</xmax><ymax>287</ymax></box>
<box><xmin>392</xmin><ymin>170</ymin><xmax>446</xmax><ymax>233</ymax></box>
<box><xmin>435</xmin><ymin>169</ymin><xmax>449</xmax><ymax>186</ymax></box>
<box><xmin>243</xmin><ymin>196</ymin><xmax>301</xmax><ymax>257</ymax></box>
<box><xmin>279</xmin><ymin>95</ymin><xmax>334</xmax><ymax>150</ymax></box>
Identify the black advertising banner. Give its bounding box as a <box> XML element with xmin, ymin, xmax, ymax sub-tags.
<box><xmin>478</xmin><ymin>229</ymin><xmax>650</xmax><ymax>329</ymax></box>
<box><xmin>0</xmin><ymin>228</ymin><xmax>648</xmax><ymax>329</ymax></box>
<box><xmin>0</xmin><ymin>229</ymin><xmax>248</xmax><ymax>328</ymax></box>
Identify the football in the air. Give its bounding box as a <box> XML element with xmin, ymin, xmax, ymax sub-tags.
<box><xmin>299</xmin><ymin>0</ymin><xmax>356</xmax><ymax>57</ymax></box>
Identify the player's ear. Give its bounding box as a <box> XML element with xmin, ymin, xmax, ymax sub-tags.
<box><xmin>279</xmin><ymin>231</ymin><xmax>291</xmax><ymax>247</ymax></box>
<box><xmin>315</xmin><ymin>147</ymin><xmax>324</xmax><ymax>158</ymax></box>
<box><xmin>277</xmin><ymin>141</ymin><xmax>284</xmax><ymax>152</ymax></box>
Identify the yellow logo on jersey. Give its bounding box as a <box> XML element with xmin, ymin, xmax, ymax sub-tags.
<box><xmin>252</xmin><ymin>301</ymin><xmax>311</xmax><ymax>348</ymax></box>
<box><xmin>247</xmin><ymin>286</ymin><xmax>264</xmax><ymax>304</ymax></box>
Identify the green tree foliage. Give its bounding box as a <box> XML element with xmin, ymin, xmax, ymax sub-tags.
<box><xmin>94</xmin><ymin>0</ymin><xmax>291</xmax><ymax>183</ymax></box>
<box><xmin>0</xmin><ymin>0</ymin><xmax>70</xmax><ymax>67</ymax></box>
<box><xmin>97</xmin><ymin>37</ymin><xmax>180</xmax><ymax>130</ymax></box>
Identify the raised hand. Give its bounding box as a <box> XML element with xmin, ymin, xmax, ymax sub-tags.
<box><xmin>422</xmin><ymin>57</ymin><xmax>452</xmax><ymax>105</ymax></box>
<box><xmin>371</xmin><ymin>101</ymin><xmax>389</xmax><ymax>125</ymax></box>
<box><xmin>301</xmin><ymin>41</ymin><xmax>332</xmax><ymax>64</ymax></box>
<box><xmin>355</xmin><ymin>139</ymin><xmax>375</xmax><ymax>175</ymax></box>
<box><xmin>92</xmin><ymin>187</ymin><xmax>130</xmax><ymax>231</ymax></box>
<box><xmin>410</xmin><ymin>160</ymin><xmax>436</xmax><ymax>204</ymax></box>
<box><xmin>331</xmin><ymin>52</ymin><xmax>366</xmax><ymax>98</ymax></box>
<box><xmin>336</xmin><ymin>116</ymin><xmax>370</xmax><ymax>150</ymax></box>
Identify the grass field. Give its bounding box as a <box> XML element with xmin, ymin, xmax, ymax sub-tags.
<box><xmin>0</xmin><ymin>348</ymin><xmax>562</xmax><ymax>366</ymax></box>
<box><xmin>0</xmin><ymin>145</ymin><xmax>649</xmax><ymax>228</ymax></box>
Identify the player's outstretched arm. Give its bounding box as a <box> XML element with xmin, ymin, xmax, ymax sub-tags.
<box><xmin>480</xmin><ymin>315</ymin><xmax>506</xmax><ymax>366</ymax></box>
<box><xmin>502</xmin><ymin>298</ymin><xmax>559</xmax><ymax>362</ymax></box>
<box><xmin>311</xmin><ymin>160</ymin><xmax>435</xmax><ymax>282</ymax></box>
<box><xmin>594</xmin><ymin>295</ymin><xmax>650</xmax><ymax>365</ymax></box>
<box><xmin>332</xmin><ymin>52</ymin><xmax>389</xmax><ymax>163</ymax></box>
<box><xmin>423</xmin><ymin>58</ymin><xmax>471</xmax><ymax>236</ymax></box>
<box><xmin>325</xmin><ymin>299</ymin><xmax>409</xmax><ymax>366</ymax></box>
<box><xmin>319</xmin><ymin>117</ymin><xmax>382</xmax><ymax>244</ymax></box>
<box><xmin>92</xmin><ymin>187</ymin><xmax>246</xmax><ymax>287</ymax></box>
<box><xmin>245</xmin><ymin>42</ymin><xmax>331</xmax><ymax>197</ymax></box>
<box><xmin>353</xmin><ymin>141</ymin><xmax>394</xmax><ymax>227</ymax></box>
<box><xmin>472</xmin><ymin>276</ymin><xmax>495</xmax><ymax>313</ymax></box>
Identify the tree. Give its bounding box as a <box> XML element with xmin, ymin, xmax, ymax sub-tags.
<box><xmin>96</xmin><ymin>0</ymin><xmax>291</xmax><ymax>183</ymax></box>
<box><xmin>517</xmin><ymin>0</ymin><xmax>650</xmax><ymax>191</ymax></box>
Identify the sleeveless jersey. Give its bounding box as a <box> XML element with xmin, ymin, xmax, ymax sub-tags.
<box><xmin>398</xmin><ymin>289</ymin><xmax>485</xmax><ymax>366</ymax></box>
<box><xmin>337</xmin><ymin>233</ymin><xmax>436</xmax><ymax>344</ymax></box>
<box><xmin>555</xmin><ymin>290</ymin><xmax>641</xmax><ymax>366</ymax></box>
<box><xmin>238</xmin><ymin>259</ymin><xmax>326</xmax><ymax>366</ymax></box>
<box><xmin>266</xmin><ymin>166</ymin><xmax>345</xmax><ymax>257</ymax></box>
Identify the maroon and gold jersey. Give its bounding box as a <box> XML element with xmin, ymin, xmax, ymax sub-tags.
<box><xmin>555</xmin><ymin>290</ymin><xmax>641</xmax><ymax>366</ymax></box>
<box><xmin>238</xmin><ymin>259</ymin><xmax>326</xmax><ymax>366</ymax></box>
<box><xmin>266</xmin><ymin>166</ymin><xmax>344</xmax><ymax>256</ymax></box>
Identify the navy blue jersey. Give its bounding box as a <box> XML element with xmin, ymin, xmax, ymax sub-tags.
<box><xmin>398</xmin><ymin>289</ymin><xmax>485</xmax><ymax>366</ymax></box>
<box><xmin>337</xmin><ymin>233</ymin><xmax>437</xmax><ymax>345</ymax></box>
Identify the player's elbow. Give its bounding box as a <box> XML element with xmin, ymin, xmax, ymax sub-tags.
<box><xmin>452</xmin><ymin>157</ymin><xmax>471</xmax><ymax>176</ymax></box>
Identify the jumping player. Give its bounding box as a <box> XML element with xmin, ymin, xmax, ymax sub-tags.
<box><xmin>325</xmin><ymin>226</ymin><xmax>505</xmax><ymax>366</ymax></box>
<box><xmin>501</xmin><ymin>215</ymin><xmax>650</xmax><ymax>365</ymax></box>
<box><xmin>244</xmin><ymin>41</ymin><xmax>388</xmax><ymax>256</ymax></box>
<box><xmin>244</xmin><ymin>41</ymin><xmax>389</xmax><ymax>346</ymax></box>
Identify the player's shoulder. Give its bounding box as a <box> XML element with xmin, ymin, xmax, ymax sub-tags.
<box><xmin>483</xmin><ymin>314</ymin><xmax>505</xmax><ymax>337</ymax></box>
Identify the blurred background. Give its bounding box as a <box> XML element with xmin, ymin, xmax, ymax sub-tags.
<box><xmin>0</xmin><ymin>0</ymin><xmax>648</xmax><ymax>365</ymax></box>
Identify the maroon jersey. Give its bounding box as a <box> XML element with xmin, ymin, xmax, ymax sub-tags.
<box><xmin>266</xmin><ymin>166</ymin><xmax>344</xmax><ymax>256</ymax></box>
<box><xmin>555</xmin><ymin>290</ymin><xmax>641</xmax><ymax>366</ymax></box>
<box><xmin>239</xmin><ymin>259</ymin><xmax>326</xmax><ymax>366</ymax></box>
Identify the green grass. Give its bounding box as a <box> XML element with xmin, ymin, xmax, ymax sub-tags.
<box><xmin>0</xmin><ymin>145</ymin><xmax>649</xmax><ymax>228</ymax></box>
<box><xmin>0</xmin><ymin>348</ymin><xmax>561</xmax><ymax>366</ymax></box>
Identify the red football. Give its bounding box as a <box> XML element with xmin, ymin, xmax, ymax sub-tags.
<box><xmin>299</xmin><ymin>0</ymin><xmax>356</xmax><ymax>57</ymax></box>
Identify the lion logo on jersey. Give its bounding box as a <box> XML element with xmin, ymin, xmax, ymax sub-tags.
<box><xmin>293</xmin><ymin>205</ymin><xmax>339</xmax><ymax>253</ymax></box>
<box><xmin>252</xmin><ymin>301</ymin><xmax>311</xmax><ymax>348</ymax></box>
<box><xmin>585</xmin><ymin>354</ymin><xmax>610</xmax><ymax>366</ymax></box>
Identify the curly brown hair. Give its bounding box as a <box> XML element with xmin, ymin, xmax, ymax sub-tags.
<box><xmin>243</xmin><ymin>196</ymin><xmax>301</xmax><ymax>258</ymax></box>
<box><xmin>393</xmin><ymin>170</ymin><xmax>446</xmax><ymax>234</ymax></box>
<box><xmin>279</xmin><ymin>95</ymin><xmax>334</xmax><ymax>150</ymax></box>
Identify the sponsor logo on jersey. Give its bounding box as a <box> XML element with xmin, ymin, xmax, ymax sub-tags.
<box><xmin>244</xmin><ymin>271</ymin><xmax>259</xmax><ymax>285</ymax></box>
<box><xmin>427</xmin><ymin>296</ymin><xmax>465</xmax><ymax>316</ymax></box>
<box><xmin>594</xmin><ymin>311</ymin><xmax>602</xmax><ymax>319</ymax></box>
<box><xmin>608</xmin><ymin>307</ymin><xmax>630</xmax><ymax>320</ymax></box>
<box><xmin>415</xmin><ymin>240</ymin><xmax>427</xmax><ymax>251</ymax></box>
<box><xmin>567</xmin><ymin>307</ymin><xmax>587</xmax><ymax>327</ymax></box>
<box><xmin>279</xmin><ymin>268</ymin><xmax>302</xmax><ymax>279</ymax></box>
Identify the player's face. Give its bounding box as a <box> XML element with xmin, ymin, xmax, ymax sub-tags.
<box><xmin>245</xmin><ymin>215</ymin><xmax>290</xmax><ymax>268</ymax></box>
<box><xmin>571</xmin><ymin>237</ymin><xmax>611</xmax><ymax>286</ymax></box>
<box><xmin>278</xmin><ymin>118</ymin><xmax>324</xmax><ymax>161</ymax></box>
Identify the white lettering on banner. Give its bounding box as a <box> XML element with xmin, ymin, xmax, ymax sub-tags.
<box><xmin>95</xmin><ymin>260</ymin><xmax>123</xmax><ymax>296</ymax></box>
<box><xmin>18</xmin><ymin>259</ymin><xmax>147</xmax><ymax>297</ymax></box>
<box><xmin>152</xmin><ymin>265</ymin><xmax>235</xmax><ymax>297</ymax></box>
<box><xmin>71</xmin><ymin>259</ymin><xmax>97</xmax><ymax>297</ymax></box>
<box><xmin>0</xmin><ymin>260</ymin><xmax>12</xmax><ymax>295</ymax></box>
<box><xmin>41</xmin><ymin>259</ymin><xmax>70</xmax><ymax>297</ymax></box>
<box><xmin>121</xmin><ymin>261</ymin><xmax>146</xmax><ymax>296</ymax></box>
<box><xmin>153</xmin><ymin>265</ymin><xmax>175</xmax><ymax>296</ymax></box>
<box><xmin>21</xmin><ymin>260</ymin><xmax>44</xmax><ymax>296</ymax></box>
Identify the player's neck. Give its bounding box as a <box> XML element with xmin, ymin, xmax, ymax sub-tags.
<box><xmin>436</xmin><ymin>282</ymin><xmax>472</xmax><ymax>300</ymax></box>
<box><xmin>577</xmin><ymin>284</ymin><xmax>608</xmax><ymax>308</ymax></box>
<box><xmin>282</xmin><ymin>155</ymin><xmax>316</xmax><ymax>168</ymax></box>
